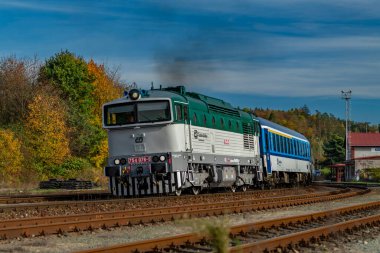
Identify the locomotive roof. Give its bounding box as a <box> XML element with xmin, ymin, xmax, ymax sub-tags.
<box><xmin>258</xmin><ymin>117</ymin><xmax>308</xmax><ymax>141</ymax></box>
<box><xmin>105</xmin><ymin>86</ymin><xmax>257</xmax><ymax>122</ymax></box>
<box><xmin>147</xmin><ymin>86</ymin><xmax>256</xmax><ymax>122</ymax></box>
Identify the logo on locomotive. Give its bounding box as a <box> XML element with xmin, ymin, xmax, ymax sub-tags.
<box><xmin>135</xmin><ymin>137</ymin><xmax>144</xmax><ymax>143</ymax></box>
<box><xmin>194</xmin><ymin>130</ymin><xmax>208</xmax><ymax>141</ymax></box>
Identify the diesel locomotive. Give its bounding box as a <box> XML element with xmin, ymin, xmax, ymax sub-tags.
<box><xmin>103</xmin><ymin>86</ymin><xmax>312</xmax><ymax>196</ymax></box>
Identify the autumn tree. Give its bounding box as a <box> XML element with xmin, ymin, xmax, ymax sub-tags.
<box><xmin>39</xmin><ymin>51</ymin><xmax>102</xmax><ymax>158</ymax></box>
<box><xmin>0</xmin><ymin>56</ymin><xmax>39</xmax><ymax>125</ymax></box>
<box><xmin>0</xmin><ymin>129</ymin><xmax>23</xmax><ymax>185</ymax></box>
<box><xmin>87</xmin><ymin>59</ymin><xmax>123</xmax><ymax>125</ymax></box>
<box><xmin>24</xmin><ymin>92</ymin><xmax>70</xmax><ymax>179</ymax></box>
<box><xmin>87</xmin><ymin>60</ymin><xmax>123</xmax><ymax>168</ymax></box>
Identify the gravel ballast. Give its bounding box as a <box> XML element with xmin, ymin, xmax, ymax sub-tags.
<box><xmin>1</xmin><ymin>187</ymin><xmax>379</xmax><ymax>253</ymax></box>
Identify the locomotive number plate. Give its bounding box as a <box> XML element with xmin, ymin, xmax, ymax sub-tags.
<box><xmin>134</xmin><ymin>143</ymin><xmax>146</xmax><ymax>152</ymax></box>
<box><xmin>128</xmin><ymin>156</ymin><xmax>151</xmax><ymax>164</ymax></box>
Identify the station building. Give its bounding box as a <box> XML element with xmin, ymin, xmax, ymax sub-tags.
<box><xmin>350</xmin><ymin>132</ymin><xmax>380</xmax><ymax>180</ymax></box>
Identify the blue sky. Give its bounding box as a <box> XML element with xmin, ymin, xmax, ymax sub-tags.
<box><xmin>0</xmin><ymin>0</ymin><xmax>379</xmax><ymax>124</ymax></box>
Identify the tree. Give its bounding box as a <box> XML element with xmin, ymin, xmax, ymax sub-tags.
<box><xmin>301</xmin><ymin>105</ymin><xmax>310</xmax><ymax>116</ymax></box>
<box><xmin>0</xmin><ymin>129</ymin><xmax>23</xmax><ymax>185</ymax></box>
<box><xmin>323</xmin><ymin>134</ymin><xmax>345</xmax><ymax>165</ymax></box>
<box><xmin>87</xmin><ymin>60</ymin><xmax>123</xmax><ymax>169</ymax></box>
<box><xmin>87</xmin><ymin>60</ymin><xmax>122</xmax><ymax>125</ymax></box>
<box><xmin>39</xmin><ymin>51</ymin><xmax>94</xmax><ymax>113</ymax></box>
<box><xmin>0</xmin><ymin>56</ymin><xmax>38</xmax><ymax>125</ymax></box>
<box><xmin>24</xmin><ymin>92</ymin><xmax>70</xmax><ymax>179</ymax></box>
<box><xmin>39</xmin><ymin>51</ymin><xmax>99</xmax><ymax>157</ymax></box>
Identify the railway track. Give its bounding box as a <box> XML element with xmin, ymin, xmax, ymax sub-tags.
<box><xmin>76</xmin><ymin>197</ymin><xmax>380</xmax><ymax>253</ymax></box>
<box><xmin>0</xmin><ymin>187</ymin><xmax>302</xmax><ymax>205</ymax></box>
<box><xmin>0</xmin><ymin>187</ymin><xmax>367</xmax><ymax>240</ymax></box>
<box><xmin>0</xmin><ymin>190</ymin><xmax>111</xmax><ymax>204</ymax></box>
<box><xmin>0</xmin><ymin>187</ymin><xmax>315</xmax><ymax>214</ymax></box>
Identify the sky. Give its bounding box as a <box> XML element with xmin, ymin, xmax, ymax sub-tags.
<box><xmin>0</xmin><ymin>0</ymin><xmax>379</xmax><ymax>124</ymax></box>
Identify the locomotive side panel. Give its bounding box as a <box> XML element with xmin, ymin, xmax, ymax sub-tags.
<box><xmin>189</xmin><ymin>125</ymin><xmax>259</xmax><ymax>158</ymax></box>
<box><xmin>107</xmin><ymin>124</ymin><xmax>188</xmax><ymax>157</ymax></box>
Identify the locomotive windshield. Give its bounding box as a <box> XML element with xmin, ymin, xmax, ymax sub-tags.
<box><xmin>104</xmin><ymin>100</ymin><xmax>171</xmax><ymax>126</ymax></box>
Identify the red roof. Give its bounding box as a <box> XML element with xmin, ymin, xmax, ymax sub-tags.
<box><xmin>350</xmin><ymin>132</ymin><xmax>380</xmax><ymax>147</ymax></box>
<box><xmin>352</xmin><ymin>155</ymin><xmax>380</xmax><ymax>160</ymax></box>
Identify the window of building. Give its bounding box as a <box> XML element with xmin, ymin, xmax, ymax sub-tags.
<box><xmin>212</xmin><ymin>116</ymin><xmax>216</xmax><ymax>127</ymax></box>
<box><xmin>228</xmin><ymin>120</ymin><xmax>232</xmax><ymax>129</ymax></box>
<box><xmin>220</xmin><ymin>118</ymin><xmax>224</xmax><ymax>128</ymax></box>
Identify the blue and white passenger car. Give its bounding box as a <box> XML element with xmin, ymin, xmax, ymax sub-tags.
<box><xmin>259</xmin><ymin>117</ymin><xmax>312</xmax><ymax>186</ymax></box>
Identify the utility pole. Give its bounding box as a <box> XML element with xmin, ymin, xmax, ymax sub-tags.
<box><xmin>341</xmin><ymin>90</ymin><xmax>352</xmax><ymax>180</ymax></box>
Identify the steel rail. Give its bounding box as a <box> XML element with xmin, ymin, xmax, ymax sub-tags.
<box><xmin>230</xmin><ymin>211</ymin><xmax>380</xmax><ymax>252</ymax></box>
<box><xmin>0</xmin><ymin>187</ymin><xmax>320</xmax><ymax>212</ymax></box>
<box><xmin>0</xmin><ymin>188</ymin><xmax>348</xmax><ymax>228</ymax></box>
<box><xmin>75</xmin><ymin>198</ymin><xmax>380</xmax><ymax>253</ymax></box>
<box><xmin>0</xmin><ymin>187</ymin><xmax>297</xmax><ymax>204</ymax></box>
<box><xmin>0</xmin><ymin>190</ymin><xmax>110</xmax><ymax>204</ymax></box>
<box><xmin>0</xmin><ymin>188</ymin><xmax>366</xmax><ymax>239</ymax></box>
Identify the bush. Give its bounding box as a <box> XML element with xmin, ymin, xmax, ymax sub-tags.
<box><xmin>0</xmin><ymin>129</ymin><xmax>23</xmax><ymax>185</ymax></box>
<box><xmin>196</xmin><ymin>219</ymin><xmax>230</xmax><ymax>253</ymax></box>
<box><xmin>320</xmin><ymin>167</ymin><xmax>331</xmax><ymax>177</ymax></box>
<box><xmin>360</xmin><ymin>168</ymin><xmax>380</xmax><ymax>182</ymax></box>
<box><xmin>50</xmin><ymin>157</ymin><xmax>92</xmax><ymax>179</ymax></box>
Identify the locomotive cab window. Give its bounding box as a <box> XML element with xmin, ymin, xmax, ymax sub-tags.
<box><xmin>137</xmin><ymin>102</ymin><xmax>170</xmax><ymax>123</ymax></box>
<box><xmin>104</xmin><ymin>100</ymin><xmax>171</xmax><ymax>126</ymax></box>
<box><xmin>106</xmin><ymin>103</ymin><xmax>135</xmax><ymax>125</ymax></box>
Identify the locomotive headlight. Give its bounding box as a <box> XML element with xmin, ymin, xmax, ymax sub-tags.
<box><xmin>159</xmin><ymin>155</ymin><xmax>166</xmax><ymax>162</ymax></box>
<box><xmin>114</xmin><ymin>159</ymin><xmax>120</xmax><ymax>165</ymax></box>
<box><xmin>128</xmin><ymin>89</ymin><xmax>141</xmax><ymax>100</ymax></box>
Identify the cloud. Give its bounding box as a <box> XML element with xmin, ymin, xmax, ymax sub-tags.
<box><xmin>1</xmin><ymin>0</ymin><xmax>380</xmax><ymax>100</ymax></box>
<box><xmin>0</xmin><ymin>1</ymin><xmax>79</xmax><ymax>14</ymax></box>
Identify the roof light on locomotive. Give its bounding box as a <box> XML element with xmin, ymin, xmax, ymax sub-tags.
<box><xmin>128</xmin><ymin>89</ymin><xmax>141</xmax><ymax>100</ymax></box>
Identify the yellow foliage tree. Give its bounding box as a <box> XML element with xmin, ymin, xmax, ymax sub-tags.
<box><xmin>25</xmin><ymin>93</ymin><xmax>70</xmax><ymax>179</ymax></box>
<box><xmin>0</xmin><ymin>129</ymin><xmax>23</xmax><ymax>185</ymax></box>
<box><xmin>87</xmin><ymin>60</ymin><xmax>122</xmax><ymax>170</ymax></box>
<box><xmin>87</xmin><ymin>60</ymin><xmax>123</xmax><ymax>126</ymax></box>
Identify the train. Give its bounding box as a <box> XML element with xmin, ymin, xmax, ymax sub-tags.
<box><xmin>103</xmin><ymin>86</ymin><xmax>312</xmax><ymax>196</ymax></box>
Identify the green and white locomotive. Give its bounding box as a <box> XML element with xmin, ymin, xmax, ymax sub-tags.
<box><xmin>103</xmin><ymin>86</ymin><xmax>311</xmax><ymax>196</ymax></box>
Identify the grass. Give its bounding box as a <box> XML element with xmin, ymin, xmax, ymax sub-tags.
<box><xmin>188</xmin><ymin>218</ymin><xmax>231</xmax><ymax>253</ymax></box>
